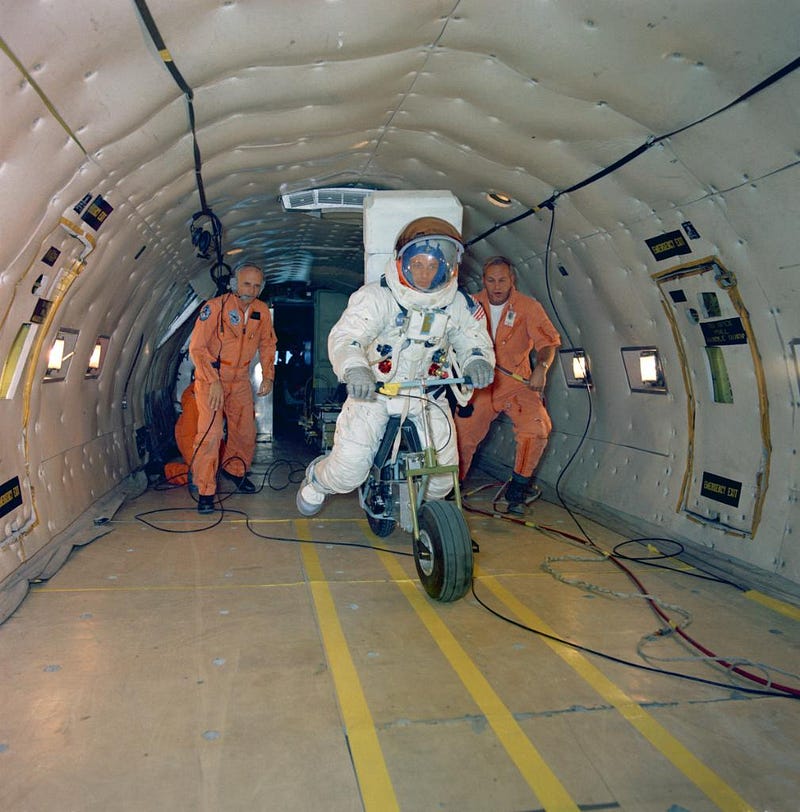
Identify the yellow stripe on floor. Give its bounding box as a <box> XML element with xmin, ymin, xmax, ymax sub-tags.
<box><xmin>379</xmin><ymin>551</ymin><xmax>579</xmax><ymax>812</ymax></box>
<box><xmin>745</xmin><ymin>589</ymin><xmax>800</xmax><ymax>620</ymax></box>
<box><xmin>297</xmin><ymin>520</ymin><xmax>399</xmax><ymax>812</ymax></box>
<box><xmin>478</xmin><ymin>569</ymin><xmax>756</xmax><ymax>812</ymax></box>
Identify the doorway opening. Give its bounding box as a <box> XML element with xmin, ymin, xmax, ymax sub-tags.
<box><xmin>272</xmin><ymin>302</ymin><xmax>314</xmax><ymax>440</ymax></box>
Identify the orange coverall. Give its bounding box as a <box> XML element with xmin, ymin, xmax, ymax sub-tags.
<box><xmin>455</xmin><ymin>287</ymin><xmax>560</xmax><ymax>480</ymax></box>
<box><xmin>188</xmin><ymin>294</ymin><xmax>276</xmax><ymax>496</ymax></box>
<box><xmin>174</xmin><ymin>381</ymin><xmax>200</xmax><ymax>466</ymax></box>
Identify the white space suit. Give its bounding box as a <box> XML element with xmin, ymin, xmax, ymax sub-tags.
<box><xmin>296</xmin><ymin>218</ymin><xmax>495</xmax><ymax>515</ymax></box>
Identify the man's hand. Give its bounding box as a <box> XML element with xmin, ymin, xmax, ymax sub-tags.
<box><xmin>257</xmin><ymin>378</ymin><xmax>273</xmax><ymax>396</ymax></box>
<box><xmin>464</xmin><ymin>358</ymin><xmax>494</xmax><ymax>389</ymax></box>
<box><xmin>528</xmin><ymin>365</ymin><xmax>548</xmax><ymax>393</ymax></box>
<box><xmin>207</xmin><ymin>380</ymin><xmax>224</xmax><ymax>411</ymax></box>
<box><xmin>344</xmin><ymin>366</ymin><xmax>376</xmax><ymax>400</ymax></box>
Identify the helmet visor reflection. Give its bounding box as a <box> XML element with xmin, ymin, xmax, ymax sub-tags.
<box><xmin>398</xmin><ymin>236</ymin><xmax>462</xmax><ymax>291</ymax></box>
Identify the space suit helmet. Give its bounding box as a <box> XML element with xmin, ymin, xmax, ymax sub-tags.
<box><xmin>394</xmin><ymin>217</ymin><xmax>463</xmax><ymax>293</ymax></box>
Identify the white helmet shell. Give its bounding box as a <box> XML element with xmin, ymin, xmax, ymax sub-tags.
<box><xmin>386</xmin><ymin>217</ymin><xmax>464</xmax><ymax>310</ymax></box>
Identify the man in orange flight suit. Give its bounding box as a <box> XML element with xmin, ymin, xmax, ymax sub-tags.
<box><xmin>455</xmin><ymin>256</ymin><xmax>560</xmax><ymax>513</ymax></box>
<box><xmin>189</xmin><ymin>263</ymin><xmax>277</xmax><ymax>514</ymax></box>
<box><xmin>175</xmin><ymin>380</ymin><xmax>201</xmax><ymax>468</ymax></box>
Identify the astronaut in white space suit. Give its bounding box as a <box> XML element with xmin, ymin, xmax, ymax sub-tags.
<box><xmin>296</xmin><ymin>216</ymin><xmax>496</xmax><ymax>516</ymax></box>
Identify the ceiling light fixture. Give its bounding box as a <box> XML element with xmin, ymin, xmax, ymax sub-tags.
<box><xmin>486</xmin><ymin>191</ymin><xmax>513</xmax><ymax>208</ymax></box>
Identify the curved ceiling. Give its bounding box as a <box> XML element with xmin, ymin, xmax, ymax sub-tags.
<box><xmin>2</xmin><ymin>0</ymin><xmax>800</xmax><ymax>606</ymax></box>
<box><xmin>3</xmin><ymin>0</ymin><xmax>798</xmax><ymax>301</ymax></box>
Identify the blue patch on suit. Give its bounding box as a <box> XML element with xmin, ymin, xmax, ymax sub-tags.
<box><xmin>229</xmin><ymin>310</ymin><xmax>241</xmax><ymax>326</ymax></box>
<box><xmin>199</xmin><ymin>304</ymin><xmax>211</xmax><ymax>321</ymax></box>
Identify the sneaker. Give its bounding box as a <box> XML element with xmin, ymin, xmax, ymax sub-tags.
<box><xmin>197</xmin><ymin>494</ymin><xmax>215</xmax><ymax>515</ymax></box>
<box><xmin>296</xmin><ymin>457</ymin><xmax>327</xmax><ymax>517</ymax></box>
<box><xmin>220</xmin><ymin>469</ymin><xmax>256</xmax><ymax>493</ymax></box>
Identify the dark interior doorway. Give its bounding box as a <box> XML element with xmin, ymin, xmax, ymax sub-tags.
<box><xmin>272</xmin><ymin>301</ymin><xmax>314</xmax><ymax>439</ymax></box>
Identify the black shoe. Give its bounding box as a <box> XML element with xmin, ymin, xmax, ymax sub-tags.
<box><xmin>524</xmin><ymin>482</ymin><xmax>542</xmax><ymax>502</ymax></box>
<box><xmin>197</xmin><ymin>494</ymin><xmax>215</xmax><ymax>514</ymax></box>
<box><xmin>504</xmin><ymin>480</ymin><xmax>527</xmax><ymax>507</ymax></box>
<box><xmin>445</xmin><ymin>483</ymin><xmax>458</xmax><ymax>502</ymax></box>
<box><xmin>220</xmin><ymin>469</ymin><xmax>256</xmax><ymax>493</ymax></box>
<box><xmin>445</xmin><ymin>480</ymin><xmax>464</xmax><ymax>501</ymax></box>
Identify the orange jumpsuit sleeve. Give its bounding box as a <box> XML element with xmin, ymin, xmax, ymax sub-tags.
<box><xmin>188</xmin><ymin>298</ymin><xmax>224</xmax><ymax>384</ymax></box>
<box><xmin>254</xmin><ymin>301</ymin><xmax>277</xmax><ymax>384</ymax></box>
<box><xmin>486</xmin><ymin>289</ymin><xmax>560</xmax><ymax>380</ymax></box>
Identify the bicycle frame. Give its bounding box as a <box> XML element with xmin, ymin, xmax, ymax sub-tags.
<box><xmin>374</xmin><ymin>376</ymin><xmax>469</xmax><ymax>540</ymax></box>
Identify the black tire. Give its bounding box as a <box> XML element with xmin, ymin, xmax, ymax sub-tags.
<box><xmin>414</xmin><ymin>501</ymin><xmax>473</xmax><ymax>602</ymax></box>
<box><xmin>363</xmin><ymin>472</ymin><xmax>395</xmax><ymax>538</ymax></box>
<box><xmin>367</xmin><ymin>511</ymin><xmax>395</xmax><ymax>538</ymax></box>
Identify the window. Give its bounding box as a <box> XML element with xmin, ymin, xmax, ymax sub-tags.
<box><xmin>621</xmin><ymin>346</ymin><xmax>667</xmax><ymax>394</ymax></box>
<box><xmin>559</xmin><ymin>348</ymin><xmax>592</xmax><ymax>388</ymax></box>
<box><xmin>43</xmin><ymin>328</ymin><xmax>79</xmax><ymax>383</ymax></box>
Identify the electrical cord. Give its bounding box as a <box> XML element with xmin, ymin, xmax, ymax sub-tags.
<box><xmin>240</xmin><ymin>510</ymin><xmax>413</xmax><ymax>556</ymax></box>
<box><xmin>137</xmin><ymin>461</ymin><xmax>800</xmax><ymax>697</ymax></box>
<box><xmin>151</xmin><ymin>404</ymin><xmax>218</xmax><ymax>497</ymax></box>
<box><xmin>538</xmin><ymin>204</ymin><xmax>597</xmax><ymax>544</ymax></box>
<box><xmin>134</xmin><ymin>457</ymin><xmax>414</xmax><ymax>557</ymax></box>
<box><xmin>393</xmin><ymin>391</ymin><xmax>455</xmax><ymax>453</ymax></box>
<box><xmin>534</xmin><ymin>524</ymin><xmax>800</xmax><ymax>697</ymax></box>
<box><xmin>466</xmin><ymin>55</ymin><xmax>800</xmax><ymax>250</ymax></box>
<box><xmin>461</xmin><ymin>500</ymin><xmax>800</xmax><ymax>699</ymax></box>
<box><xmin>134</xmin><ymin>501</ymin><xmax>413</xmax><ymax>558</ymax></box>
<box><xmin>611</xmin><ymin>537</ymin><xmax>746</xmax><ymax>588</ymax></box>
<box><xmin>469</xmin><ymin>578</ymin><xmax>797</xmax><ymax>700</ymax></box>
<box><xmin>463</xmin><ymin>198</ymin><xmax>800</xmax><ymax>697</ymax></box>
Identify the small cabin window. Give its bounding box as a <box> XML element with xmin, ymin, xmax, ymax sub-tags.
<box><xmin>43</xmin><ymin>327</ymin><xmax>79</xmax><ymax>383</ymax></box>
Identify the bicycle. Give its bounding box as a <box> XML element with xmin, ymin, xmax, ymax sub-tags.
<box><xmin>359</xmin><ymin>375</ymin><xmax>475</xmax><ymax>602</ymax></box>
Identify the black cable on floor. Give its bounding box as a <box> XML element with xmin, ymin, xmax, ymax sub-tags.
<box><xmin>469</xmin><ymin>579</ymin><xmax>799</xmax><ymax>700</ymax></box>
<box><xmin>134</xmin><ymin>460</ymin><xmax>414</xmax><ymax>557</ymax></box>
<box><xmin>462</xmin><ymin>502</ymin><xmax>800</xmax><ymax>699</ymax></box>
<box><xmin>611</xmin><ymin>538</ymin><xmax>746</xmax><ymax>589</ymax></box>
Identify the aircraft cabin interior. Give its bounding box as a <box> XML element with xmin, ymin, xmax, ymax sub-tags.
<box><xmin>1</xmin><ymin>2</ymin><xmax>799</xmax><ymax>810</ymax></box>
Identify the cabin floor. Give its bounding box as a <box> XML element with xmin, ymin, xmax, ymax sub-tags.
<box><xmin>1</xmin><ymin>430</ymin><xmax>798</xmax><ymax>812</ymax></box>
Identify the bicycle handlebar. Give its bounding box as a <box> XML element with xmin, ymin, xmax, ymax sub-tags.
<box><xmin>375</xmin><ymin>376</ymin><xmax>473</xmax><ymax>396</ymax></box>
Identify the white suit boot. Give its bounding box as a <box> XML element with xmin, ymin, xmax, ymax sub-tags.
<box><xmin>296</xmin><ymin>456</ymin><xmax>327</xmax><ymax>517</ymax></box>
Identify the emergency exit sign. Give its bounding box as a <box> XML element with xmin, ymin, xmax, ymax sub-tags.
<box><xmin>700</xmin><ymin>471</ymin><xmax>742</xmax><ymax>507</ymax></box>
<box><xmin>0</xmin><ymin>476</ymin><xmax>22</xmax><ymax>518</ymax></box>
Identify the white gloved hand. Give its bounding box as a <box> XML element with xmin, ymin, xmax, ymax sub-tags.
<box><xmin>344</xmin><ymin>366</ymin><xmax>376</xmax><ymax>400</ymax></box>
<box><xmin>464</xmin><ymin>358</ymin><xmax>494</xmax><ymax>389</ymax></box>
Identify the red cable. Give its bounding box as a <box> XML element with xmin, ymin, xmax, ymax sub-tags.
<box><xmin>465</xmin><ymin>502</ymin><xmax>800</xmax><ymax>698</ymax></box>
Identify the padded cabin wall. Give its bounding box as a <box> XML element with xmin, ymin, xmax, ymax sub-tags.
<box><xmin>0</xmin><ymin>16</ymin><xmax>228</xmax><ymax>596</ymax></box>
<box><xmin>0</xmin><ymin>160</ymin><xmax>195</xmax><ymax>583</ymax></box>
<box><xmin>1</xmin><ymin>0</ymin><xmax>798</xmax><ymax>604</ymax></box>
<box><xmin>492</xmin><ymin>79</ymin><xmax>800</xmax><ymax>582</ymax></box>
<box><xmin>718</xmin><ymin>166</ymin><xmax>800</xmax><ymax>583</ymax></box>
<box><xmin>0</xmin><ymin>134</ymin><xmax>106</xmax><ymax>588</ymax></box>
<box><xmin>0</xmin><ymin>206</ymin><xmax>168</xmax><ymax>572</ymax></box>
<box><xmin>1</xmin><ymin>4</ymin><xmax>203</xmax><ymax>586</ymax></box>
